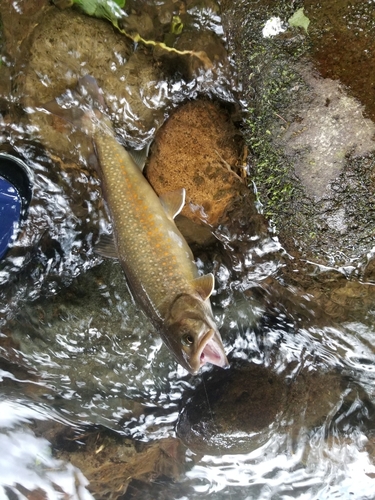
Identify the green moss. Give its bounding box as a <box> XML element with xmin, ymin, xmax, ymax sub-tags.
<box><xmin>225</xmin><ymin>0</ymin><xmax>375</xmax><ymax>261</ymax></box>
<box><xmin>230</xmin><ymin>2</ymin><xmax>311</xmax><ymax>224</ymax></box>
<box><xmin>243</xmin><ymin>63</ymin><xmax>303</xmax><ymax>220</ymax></box>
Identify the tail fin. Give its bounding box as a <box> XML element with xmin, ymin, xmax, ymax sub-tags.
<box><xmin>76</xmin><ymin>75</ymin><xmax>106</xmax><ymax>111</ymax></box>
<box><xmin>40</xmin><ymin>76</ymin><xmax>107</xmax><ymax>133</ymax></box>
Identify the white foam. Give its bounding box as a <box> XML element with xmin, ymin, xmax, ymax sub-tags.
<box><xmin>262</xmin><ymin>17</ymin><xmax>286</xmax><ymax>38</ymax></box>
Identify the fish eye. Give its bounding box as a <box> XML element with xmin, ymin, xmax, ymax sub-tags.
<box><xmin>181</xmin><ymin>333</ymin><xmax>194</xmax><ymax>347</ymax></box>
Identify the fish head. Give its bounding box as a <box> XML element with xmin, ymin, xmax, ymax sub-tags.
<box><xmin>163</xmin><ymin>294</ymin><xmax>229</xmax><ymax>374</ymax></box>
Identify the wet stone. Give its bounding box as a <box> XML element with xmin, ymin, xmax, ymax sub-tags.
<box><xmin>30</xmin><ymin>420</ymin><xmax>187</xmax><ymax>500</ymax></box>
<box><xmin>65</xmin><ymin>433</ymin><xmax>186</xmax><ymax>499</ymax></box>
<box><xmin>10</xmin><ymin>7</ymin><xmax>164</xmax><ymax>161</ymax></box>
<box><xmin>146</xmin><ymin>99</ymin><xmax>261</xmax><ymax>245</ymax></box>
<box><xmin>221</xmin><ymin>0</ymin><xmax>375</xmax><ymax>267</ymax></box>
<box><xmin>306</xmin><ymin>0</ymin><xmax>375</xmax><ymax>122</ymax></box>
<box><xmin>177</xmin><ymin>363</ymin><xmax>345</xmax><ymax>455</ymax></box>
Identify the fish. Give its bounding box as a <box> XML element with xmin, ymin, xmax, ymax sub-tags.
<box><xmin>42</xmin><ymin>75</ymin><xmax>229</xmax><ymax>374</ymax></box>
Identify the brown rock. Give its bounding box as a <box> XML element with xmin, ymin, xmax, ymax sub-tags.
<box><xmin>10</xmin><ymin>7</ymin><xmax>164</xmax><ymax>162</ymax></box>
<box><xmin>145</xmin><ymin>99</ymin><xmax>248</xmax><ymax>231</ymax></box>
<box><xmin>54</xmin><ymin>426</ymin><xmax>186</xmax><ymax>500</ymax></box>
<box><xmin>177</xmin><ymin>364</ymin><xmax>345</xmax><ymax>455</ymax></box>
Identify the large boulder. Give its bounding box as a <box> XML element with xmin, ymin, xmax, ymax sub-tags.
<box><xmin>221</xmin><ymin>0</ymin><xmax>375</xmax><ymax>270</ymax></box>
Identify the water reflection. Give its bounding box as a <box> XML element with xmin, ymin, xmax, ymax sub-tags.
<box><xmin>2</xmin><ymin>204</ymin><xmax>375</xmax><ymax>498</ymax></box>
<box><xmin>176</xmin><ymin>320</ymin><xmax>375</xmax><ymax>499</ymax></box>
<box><xmin>3</xmin><ymin>248</ymin><xmax>375</xmax><ymax>498</ymax></box>
<box><xmin>186</xmin><ymin>438</ymin><xmax>375</xmax><ymax>498</ymax></box>
<box><xmin>0</xmin><ymin>401</ymin><xmax>93</xmax><ymax>499</ymax></box>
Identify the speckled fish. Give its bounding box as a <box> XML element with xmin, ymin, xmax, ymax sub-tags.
<box><xmin>42</xmin><ymin>76</ymin><xmax>228</xmax><ymax>374</ymax></box>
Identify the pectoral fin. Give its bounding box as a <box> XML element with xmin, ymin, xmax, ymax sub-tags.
<box><xmin>129</xmin><ymin>143</ymin><xmax>151</xmax><ymax>171</ymax></box>
<box><xmin>192</xmin><ymin>273</ymin><xmax>215</xmax><ymax>300</ymax></box>
<box><xmin>94</xmin><ymin>233</ymin><xmax>118</xmax><ymax>259</ymax></box>
<box><xmin>160</xmin><ymin>189</ymin><xmax>186</xmax><ymax>220</ymax></box>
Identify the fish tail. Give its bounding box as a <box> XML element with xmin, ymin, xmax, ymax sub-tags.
<box><xmin>76</xmin><ymin>75</ymin><xmax>107</xmax><ymax>114</ymax></box>
<box><xmin>40</xmin><ymin>76</ymin><xmax>107</xmax><ymax>133</ymax></box>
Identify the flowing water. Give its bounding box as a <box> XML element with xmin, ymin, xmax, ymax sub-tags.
<box><xmin>1</xmin><ymin>1</ymin><xmax>375</xmax><ymax>499</ymax></box>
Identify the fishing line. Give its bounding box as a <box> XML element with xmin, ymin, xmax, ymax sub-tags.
<box><xmin>202</xmin><ymin>375</ymin><xmax>216</xmax><ymax>431</ymax></box>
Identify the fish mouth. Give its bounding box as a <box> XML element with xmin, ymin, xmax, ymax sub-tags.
<box><xmin>197</xmin><ymin>329</ymin><xmax>229</xmax><ymax>370</ymax></box>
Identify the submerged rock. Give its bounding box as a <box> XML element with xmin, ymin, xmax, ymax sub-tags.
<box><xmin>19</xmin><ymin>8</ymin><xmax>163</xmax><ymax>156</ymax></box>
<box><xmin>177</xmin><ymin>363</ymin><xmax>345</xmax><ymax>455</ymax></box>
<box><xmin>59</xmin><ymin>430</ymin><xmax>186</xmax><ymax>499</ymax></box>
<box><xmin>306</xmin><ymin>0</ymin><xmax>375</xmax><ymax>123</ymax></box>
<box><xmin>281</xmin><ymin>67</ymin><xmax>375</xmax><ymax>200</ymax></box>
<box><xmin>146</xmin><ymin>99</ymin><xmax>245</xmax><ymax>228</ymax></box>
<box><xmin>31</xmin><ymin>420</ymin><xmax>187</xmax><ymax>500</ymax></box>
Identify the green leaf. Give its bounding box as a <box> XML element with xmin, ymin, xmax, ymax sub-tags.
<box><xmin>288</xmin><ymin>7</ymin><xmax>310</xmax><ymax>33</ymax></box>
<box><xmin>170</xmin><ymin>15</ymin><xmax>183</xmax><ymax>35</ymax></box>
<box><xmin>72</xmin><ymin>0</ymin><xmax>125</xmax><ymax>23</ymax></box>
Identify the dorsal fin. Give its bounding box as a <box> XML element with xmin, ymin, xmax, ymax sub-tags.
<box><xmin>192</xmin><ymin>273</ymin><xmax>215</xmax><ymax>301</ymax></box>
<box><xmin>159</xmin><ymin>189</ymin><xmax>185</xmax><ymax>220</ymax></box>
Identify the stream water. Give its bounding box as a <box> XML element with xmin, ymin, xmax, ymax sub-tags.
<box><xmin>1</xmin><ymin>1</ymin><xmax>375</xmax><ymax>499</ymax></box>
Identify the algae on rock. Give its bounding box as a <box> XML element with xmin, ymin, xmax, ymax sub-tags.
<box><xmin>221</xmin><ymin>0</ymin><xmax>375</xmax><ymax>269</ymax></box>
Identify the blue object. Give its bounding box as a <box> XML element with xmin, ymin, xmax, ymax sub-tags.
<box><xmin>0</xmin><ymin>177</ymin><xmax>22</xmax><ymax>259</ymax></box>
<box><xmin>0</xmin><ymin>153</ymin><xmax>32</xmax><ymax>260</ymax></box>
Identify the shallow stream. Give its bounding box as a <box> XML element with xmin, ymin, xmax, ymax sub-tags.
<box><xmin>1</xmin><ymin>1</ymin><xmax>375</xmax><ymax>499</ymax></box>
